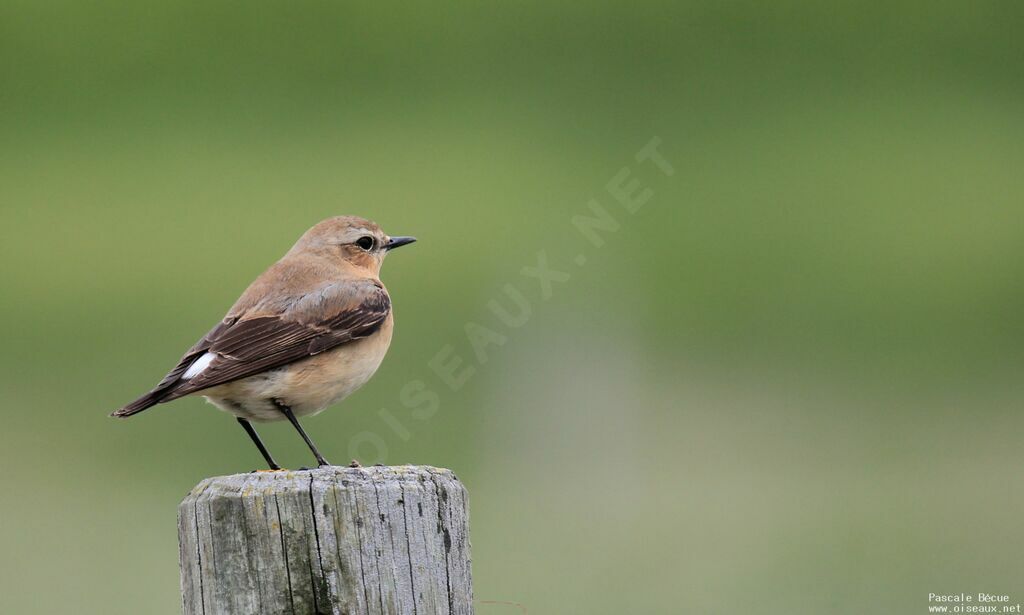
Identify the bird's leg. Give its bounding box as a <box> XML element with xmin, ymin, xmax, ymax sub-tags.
<box><xmin>236</xmin><ymin>417</ymin><xmax>281</xmax><ymax>470</ymax></box>
<box><xmin>272</xmin><ymin>399</ymin><xmax>331</xmax><ymax>467</ymax></box>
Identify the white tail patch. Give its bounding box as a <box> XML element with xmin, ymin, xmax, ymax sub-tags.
<box><xmin>183</xmin><ymin>352</ymin><xmax>216</xmax><ymax>379</ymax></box>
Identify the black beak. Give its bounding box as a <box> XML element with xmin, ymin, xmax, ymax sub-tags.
<box><xmin>385</xmin><ymin>236</ymin><xmax>417</xmax><ymax>251</ymax></box>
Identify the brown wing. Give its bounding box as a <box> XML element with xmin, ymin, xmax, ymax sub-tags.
<box><xmin>112</xmin><ymin>282</ymin><xmax>390</xmax><ymax>417</ymax></box>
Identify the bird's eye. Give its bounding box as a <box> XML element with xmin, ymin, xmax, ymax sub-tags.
<box><xmin>355</xmin><ymin>236</ymin><xmax>376</xmax><ymax>251</ymax></box>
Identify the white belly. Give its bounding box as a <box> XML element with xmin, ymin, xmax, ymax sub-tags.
<box><xmin>199</xmin><ymin>318</ymin><xmax>393</xmax><ymax>422</ymax></box>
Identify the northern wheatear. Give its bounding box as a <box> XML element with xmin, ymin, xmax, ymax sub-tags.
<box><xmin>112</xmin><ymin>216</ymin><xmax>416</xmax><ymax>469</ymax></box>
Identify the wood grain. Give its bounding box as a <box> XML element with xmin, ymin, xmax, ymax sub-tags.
<box><xmin>178</xmin><ymin>465</ymin><xmax>473</xmax><ymax>614</ymax></box>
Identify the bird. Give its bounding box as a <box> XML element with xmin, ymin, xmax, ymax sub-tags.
<box><xmin>111</xmin><ymin>216</ymin><xmax>416</xmax><ymax>470</ymax></box>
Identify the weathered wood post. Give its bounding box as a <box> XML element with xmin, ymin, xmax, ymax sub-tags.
<box><xmin>178</xmin><ymin>465</ymin><xmax>473</xmax><ymax>615</ymax></box>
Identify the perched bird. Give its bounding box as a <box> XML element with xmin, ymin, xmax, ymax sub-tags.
<box><xmin>112</xmin><ymin>216</ymin><xmax>416</xmax><ymax>469</ymax></box>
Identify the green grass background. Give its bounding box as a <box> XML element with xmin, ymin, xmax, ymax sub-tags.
<box><xmin>2</xmin><ymin>1</ymin><xmax>1023</xmax><ymax>613</ymax></box>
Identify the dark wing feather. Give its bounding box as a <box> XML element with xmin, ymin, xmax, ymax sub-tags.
<box><xmin>111</xmin><ymin>316</ymin><xmax>239</xmax><ymax>417</ymax></box>
<box><xmin>112</xmin><ymin>284</ymin><xmax>390</xmax><ymax>417</ymax></box>
<box><xmin>152</xmin><ymin>316</ymin><xmax>239</xmax><ymax>389</ymax></box>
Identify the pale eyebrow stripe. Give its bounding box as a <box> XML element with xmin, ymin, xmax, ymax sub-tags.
<box><xmin>330</xmin><ymin>228</ymin><xmax>374</xmax><ymax>244</ymax></box>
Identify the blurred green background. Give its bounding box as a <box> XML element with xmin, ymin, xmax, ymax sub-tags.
<box><xmin>2</xmin><ymin>1</ymin><xmax>1023</xmax><ymax>613</ymax></box>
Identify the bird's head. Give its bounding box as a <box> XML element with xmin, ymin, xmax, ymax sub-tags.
<box><xmin>290</xmin><ymin>216</ymin><xmax>416</xmax><ymax>276</ymax></box>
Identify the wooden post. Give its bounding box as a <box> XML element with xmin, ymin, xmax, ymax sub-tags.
<box><xmin>177</xmin><ymin>465</ymin><xmax>473</xmax><ymax>615</ymax></box>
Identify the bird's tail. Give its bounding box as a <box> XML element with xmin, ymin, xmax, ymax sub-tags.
<box><xmin>110</xmin><ymin>391</ymin><xmax>165</xmax><ymax>418</ymax></box>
